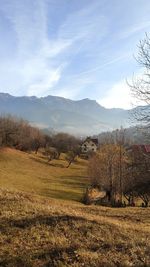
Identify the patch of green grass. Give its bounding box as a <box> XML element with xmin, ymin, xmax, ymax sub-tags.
<box><xmin>0</xmin><ymin>189</ymin><xmax>150</xmax><ymax>267</ymax></box>
<box><xmin>0</xmin><ymin>148</ymin><xmax>88</xmax><ymax>201</ymax></box>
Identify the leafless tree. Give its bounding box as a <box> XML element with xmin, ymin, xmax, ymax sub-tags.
<box><xmin>65</xmin><ymin>150</ymin><xmax>77</xmax><ymax>168</ymax></box>
<box><xmin>0</xmin><ymin>116</ymin><xmax>45</xmax><ymax>152</ymax></box>
<box><xmin>52</xmin><ymin>133</ymin><xmax>81</xmax><ymax>158</ymax></box>
<box><xmin>129</xmin><ymin>34</ymin><xmax>150</xmax><ymax>126</ymax></box>
<box><xmin>43</xmin><ymin>147</ymin><xmax>58</xmax><ymax>162</ymax></box>
<box><xmin>123</xmin><ymin>145</ymin><xmax>150</xmax><ymax>207</ymax></box>
<box><xmin>88</xmin><ymin>144</ymin><xmax>127</xmax><ymax>205</ymax></box>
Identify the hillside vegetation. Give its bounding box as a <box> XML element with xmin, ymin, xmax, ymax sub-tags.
<box><xmin>0</xmin><ymin>189</ymin><xmax>150</xmax><ymax>267</ymax></box>
<box><xmin>0</xmin><ymin>148</ymin><xmax>88</xmax><ymax>201</ymax></box>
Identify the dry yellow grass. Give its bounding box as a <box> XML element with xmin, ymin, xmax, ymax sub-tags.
<box><xmin>0</xmin><ymin>189</ymin><xmax>150</xmax><ymax>267</ymax></box>
<box><xmin>0</xmin><ymin>148</ymin><xmax>88</xmax><ymax>201</ymax></box>
<box><xmin>0</xmin><ymin>148</ymin><xmax>150</xmax><ymax>266</ymax></box>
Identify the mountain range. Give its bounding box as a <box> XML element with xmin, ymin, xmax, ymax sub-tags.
<box><xmin>0</xmin><ymin>92</ymin><xmax>133</xmax><ymax>135</ymax></box>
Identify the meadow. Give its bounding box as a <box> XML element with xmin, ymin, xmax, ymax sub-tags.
<box><xmin>0</xmin><ymin>148</ymin><xmax>150</xmax><ymax>266</ymax></box>
<box><xmin>0</xmin><ymin>148</ymin><xmax>88</xmax><ymax>201</ymax></box>
<box><xmin>0</xmin><ymin>189</ymin><xmax>150</xmax><ymax>267</ymax></box>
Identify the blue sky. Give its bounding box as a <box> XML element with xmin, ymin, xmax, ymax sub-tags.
<box><xmin>0</xmin><ymin>0</ymin><xmax>150</xmax><ymax>109</ymax></box>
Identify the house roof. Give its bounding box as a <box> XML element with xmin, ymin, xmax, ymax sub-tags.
<box><xmin>132</xmin><ymin>145</ymin><xmax>150</xmax><ymax>154</ymax></box>
<box><xmin>91</xmin><ymin>138</ymin><xmax>98</xmax><ymax>145</ymax></box>
<box><xmin>144</xmin><ymin>145</ymin><xmax>150</xmax><ymax>153</ymax></box>
<box><xmin>82</xmin><ymin>137</ymin><xmax>98</xmax><ymax>145</ymax></box>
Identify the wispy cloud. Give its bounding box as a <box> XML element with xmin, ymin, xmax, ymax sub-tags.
<box><xmin>59</xmin><ymin>3</ymin><xmax>108</xmax><ymax>43</ymax></box>
<box><xmin>73</xmin><ymin>53</ymin><xmax>130</xmax><ymax>77</ymax></box>
<box><xmin>120</xmin><ymin>21</ymin><xmax>150</xmax><ymax>40</ymax></box>
<box><xmin>0</xmin><ymin>0</ymin><xmax>150</xmax><ymax>107</ymax></box>
<box><xmin>0</xmin><ymin>0</ymin><xmax>72</xmax><ymax>95</ymax></box>
<box><xmin>27</xmin><ymin>65</ymin><xmax>65</xmax><ymax>97</ymax></box>
<box><xmin>0</xmin><ymin>0</ymin><xmax>108</xmax><ymax>96</ymax></box>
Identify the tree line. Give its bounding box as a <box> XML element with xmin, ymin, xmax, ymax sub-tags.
<box><xmin>0</xmin><ymin>115</ymin><xmax>81</xmax><ymax>167</ymax></box>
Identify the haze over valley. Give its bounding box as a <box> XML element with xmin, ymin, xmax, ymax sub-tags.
<box><xmin>0</xmin><ymin>92</ymin><xmax>132</xmax><ymax>135</ymax></box>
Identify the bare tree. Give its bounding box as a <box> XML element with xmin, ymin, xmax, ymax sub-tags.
<box><xmin>65</xmin><ymin>150</ymin><xmax>77</xmax><ymax>168</ymax></box>
<box><xmin>30</xmin><ymin>128</ymin><xmax>45</xmax><ymax>154</ymax></box>
<box><xmin>123</xmin><ymin>145</ymin><xmax>150</xmax><ymax>207</ymax></box>
<box><xmin>43</xmin><ymin>147</ymin><xmax>58</xmax><ymax>162</ymax></box>
<box><xmin>52</xmin><ymin>133</ymin><xmax>80</xmax><ymax>159</ymax></box>
<box><xmin>88</xmin><ymin>144</ymin><xmax>127</xmax><ymax>205</ymax></box>
<box><xmin>129</xmin><ymin>34</ymin><xmax>150</xmax><ymax>126</ymax></box>
<box><xmin>0</xmin><ymin>115</ymin><xmax>46</xmax><ymax>152</ymax></box>
<box><xmin>135</xmin><ymin>181</ymin><xmax>150</xmax><ymax>207</ymax></box>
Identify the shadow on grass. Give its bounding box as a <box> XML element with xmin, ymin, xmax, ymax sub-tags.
<box><xmin>0</xmin><ymin>244</ymin><xmax>79</xmax><ymax>267</ymax></box>
<box><xmin>3</xmin><ymin>214</ymin><xmax>88</xmax><ymax>230</ymax></box>
<box><xmin>41</xmin><ymin>188</ymin><xmax>83</xmax><ymax>202</ymax></box>
<box><xmin>34</xmin><ymin>245</ymin><xmax>78</xmax><ymax>264</ymax></box>
<box><xmin>37</xmin><ymin>175</ymin><xmax>88</xmax><ymax>201</ymax></box>
<box><xmin>60</xmin><ymin>175</ymin><xmax>89</xmax><ymax>188</ymax></box>
<box><xmin>75</xmin><ymin>159</ymin><xmax>88</xmax><ymax>166</ymax></box>
<box><xmin>49</xmin><ymin>162</ymin><xmax>65</xmax><ymax>168</ymax></box>
<box><xmin>30</xmin><ymin>157</ymin><xmax>65</xmax><ymax>168</ymax></box>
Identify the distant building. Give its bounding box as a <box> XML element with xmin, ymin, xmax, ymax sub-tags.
<box><xmin>81</xmin><ymin>137</ymin><xmax>98</xmax><ymax>153</ymax></box>
<box><xmin>130</xmin><ymin>145</ymin><xmax>150</xmax><ymax>156</ymax></box>
<box><xmin>127</xmin><ymin>144</ymin><xmax>150</xmax><ymax>171</ymax></box>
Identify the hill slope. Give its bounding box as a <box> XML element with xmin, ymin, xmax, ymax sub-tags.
<box><xmin>0</xmin><ymin>148</ymin><xmax>88</xmax><ymax>201</ymax></box>
<box><xmin>0</xmin><ymin>149</ymin><xmax>150</xmax><ymax>266</ymax></box>
<box><xmin>0</xmin><ymin>93</ymin><xmax>130</xmax><ymax>135</ymax></box>
<box><xmin>0</xmin><ymin>189</ymin><xmax>150</xmax><ymax>267</ymax></box>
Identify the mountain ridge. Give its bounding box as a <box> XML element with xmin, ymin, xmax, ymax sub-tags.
<box><xmin>0</xmin><ymin>92</ymin><xmax>132</xmax><ymax>135</ymax></box>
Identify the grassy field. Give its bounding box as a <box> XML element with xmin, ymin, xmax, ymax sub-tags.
<box><xmin>0</xmin><ymin>148</ymin><xmax>88</xmax><ymax>201</ymax></box>
<box><xmin>0</xmin><ymin>189</ymin><xmax>150</xmax><ymax>267</ymax></box>
<box><xmin>0</xmin><ymin>148</ymin><xmax>150</xmax><ymax>266</ymax></box>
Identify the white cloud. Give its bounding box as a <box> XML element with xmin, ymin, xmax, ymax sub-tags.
<box><xmin>99</xmin><ymin>69</ymin><xmax>147</xmax><ymax>109</ymax></box>
<box><xmin>99</xmin><ymin>80</ymin><xmax>133</xmax><ymax>109</ymax></box>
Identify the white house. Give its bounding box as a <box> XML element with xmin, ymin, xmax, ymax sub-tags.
<box><xmin>81</xmin><ymin>137</ymin><xmax>98</xmax><ymax>153</ymax></box>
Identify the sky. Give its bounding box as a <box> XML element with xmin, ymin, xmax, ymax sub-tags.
<box><xmin>0</xmin><ymin>0</ymin><xmax>150</xmax><ymax>109</ymax></box>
